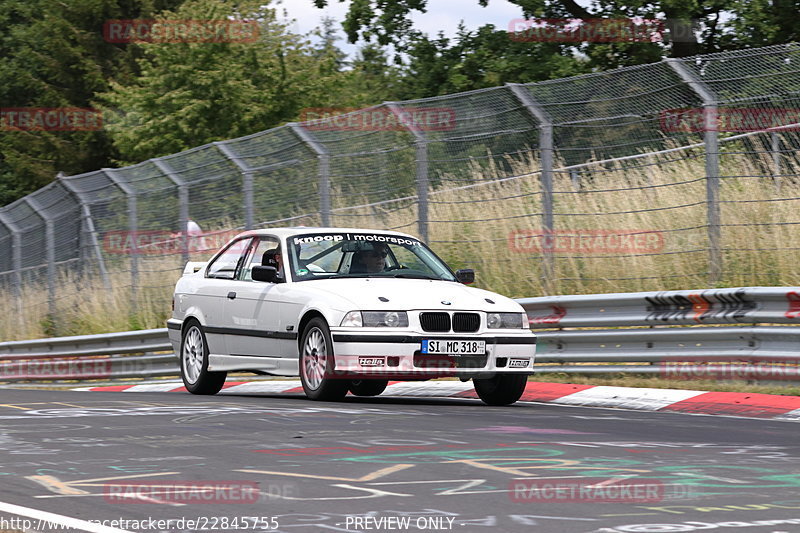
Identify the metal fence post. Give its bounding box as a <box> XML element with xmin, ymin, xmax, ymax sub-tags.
<box><xmin>507</xmin><ymin>83</ymin><xmax>555</xmax><ymax>292</ymax></box>
<box><xmin>666</xmin><ymin>59</ymin><xmax>722</xmax><ymax>284</ymax></box>
<box><xmin>289</xmin><ymin>123</ymin><xmax>331</xmax><ymax>227</ymax></box>
<box><xmin>0</xmin><ymin>210</ymin><xmax>23</xmax><ymax>325</ymax></box>
<box><xmin>24</xmin><ymin>196</ymin><xmax>56</xmax><ymax>323</ymax></box>
<box><xmin>59</xmin><ymin>176</ymin><xmax>110</xmax><ymax>290</ymax></box>
<box><xmin>103</xmin><ymin>169</ymin><xmax>138</xmax><ymax>314</ymax></box>
<box><xmin>215</xmin><ymin>142</ymin><xmax>254</xmax><ymax>230</ymax></box>
<box><xmin>153</xmin><ymin>159</ymin><xmax>190</xmax><ymax>264</ymax></box>
<box><xmin>385</xmin><ymin>103</ymin><xmax>429</xmax><ymax>242</ymax></box>
<box><xmin>771</xmin><ymin>131</ymin><xmax>782</xmax><ymax>192</ymax></box>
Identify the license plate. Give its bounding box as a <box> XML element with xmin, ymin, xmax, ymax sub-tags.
<box><xmin>421</xmin><ymin>340</ymin><xmax>486</xmax><ymax>355</ymax></box>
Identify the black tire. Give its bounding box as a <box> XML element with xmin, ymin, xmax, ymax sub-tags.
<box><xmin>180</xmin><ymin>320</ymin><xmax>227</xmax><ymax>395</ymax></box>
<box><xmin>299</xmin><ymin>318</ymin><xmax>349</xmax><ymax>401</ymax></box>
<box><xmin>349</xmin><ymin>379</ymin><xmax>389</xmax><ymax>397</ymax></box>
<box><xmin>473</xmin><ymin>374</ymin><xmax>529</xmax><ymax>406</ymax></box>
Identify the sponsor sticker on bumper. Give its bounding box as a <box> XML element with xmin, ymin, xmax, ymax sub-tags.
<box><xmin>358</xmin><ymin>357</ymin><xmax>384</xmax><ymax>366</ymax></box>
<box><xmin>509</xmin><ymin>359</ymin><xmax>530</xmax><ymax>368</ymax></box>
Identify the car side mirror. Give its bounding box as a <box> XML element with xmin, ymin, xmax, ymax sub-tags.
<box><xmin>455</xmin><ymin>269</ymin><xmax>474</xmax><ymax>284</ymax></box>
<box><xmin>252</xmin><ymin>265</ymin><xmax>283</xmax><ymax>283</ymax></box>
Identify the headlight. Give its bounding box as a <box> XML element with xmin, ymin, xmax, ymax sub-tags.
<box><xmin>487</xmin><ymin>312</ymin><xmax>527</xmax><ymax>329</ymax></box>
<box><xmin>340</xmin><ymin>311</ymin><xmax>409</xmax><ymax>327</ymax></box>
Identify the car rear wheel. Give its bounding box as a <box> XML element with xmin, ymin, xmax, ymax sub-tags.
<box><xmin>180</xmin><ymin>321</ymin><xmax>227</xmax><ymax>395</ymax></box>
<box><xmin>473</xmin><ymin>374</ymin><xmax>528</xmax><ymax>406</ymax></box>
<box><xmin>299</xmin><ymin>318</ymin><xmax>348</xmax><ymax>401</ymax></box>
<box><xmin>349</xmin><ymin>379</ymin><xmax>389</xmax><ymax>397</ymax></box>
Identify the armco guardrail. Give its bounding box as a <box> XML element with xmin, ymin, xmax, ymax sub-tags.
<box><xmin>518</xmin><ymin>287</ymin><xmax>800</xmax><ymax>327</ymax></box>
<box><xmin>1</xmin><ymin>287</ymin><xmax>798</xmax><ymax>383</ymax></box>
<box><xmin>520</xmin><ymin>287</ymin><xmax>800</xmax><ymax>379</ymax></box>
<box><xmin>0</xmin><ymin>329</ymin><xmax>178</xmax><ymax>381</ymax></box>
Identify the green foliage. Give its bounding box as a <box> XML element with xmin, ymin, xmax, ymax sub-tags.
<box><xmin>720</xmin><ymin>0</ymin><xmax>800</xmax><ymax>49</ymax></box>
<box><xmin>96</xmin><ymin>0</ymin><xmax>354</xmax><ymax>164</ymax></box>
<box><xmin>0</xmin><ymin>0</ymin><xmax>183</xmax><ymax>206</ymax></box>
<box><xmin>336</xmin><ymin>44</ymin><xmax>402</xmax><ymax>105</ymax></box>
<box><xmin>312</xmin><ymin>0</ymin><xmax>800</xmax><ymax>70</ymax></box>
<box><xmin>396</xmin><ymin>24</ymin><xmax>589</xmax><ymax>99</ymax></box>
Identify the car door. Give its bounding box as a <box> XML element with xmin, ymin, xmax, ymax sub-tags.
<box><xmin>194</xmin><ymin>236</ymin><xmax>254</xmax><ymax>355</ymax></box>
<box><xmin>223</xmin><ymin>236</ymin><xmax>287</xmax><ymax>358</ymax></box>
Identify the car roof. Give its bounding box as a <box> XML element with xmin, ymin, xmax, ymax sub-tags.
<box><xmin>231</xmin><ymin>227</ymin><xmax>421</xmax><ymax>241</ymax></box>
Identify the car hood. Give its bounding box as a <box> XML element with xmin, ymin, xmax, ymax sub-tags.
<box><xmin>293</xmin><ymin>277</ymin><xmax>523</xmax><ymax>312</ymax></box>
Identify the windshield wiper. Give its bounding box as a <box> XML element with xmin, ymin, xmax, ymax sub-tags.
<box><xmin>319</xmin><ymin>274</ymin><xmax>371</xmax><ymax>279</ymax></box>
<box><xmin>390</xmin><ymin>273</ymin><xmax>440</xmax><ymax>280</ymax></box>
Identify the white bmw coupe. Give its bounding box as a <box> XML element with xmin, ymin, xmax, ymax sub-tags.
<box><xmin>168</xmin><ymin>228</ymin><xmax>536</xmax><ymax>405</ymax></box>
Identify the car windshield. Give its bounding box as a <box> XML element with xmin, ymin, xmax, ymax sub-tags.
<box><xmin>286</xmin><ymin>232</ymin><xmax>458</xmax><ymax>282</ymax></box>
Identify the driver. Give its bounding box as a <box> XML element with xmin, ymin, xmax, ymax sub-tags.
<box><xmin>260</xmin><ymin>247</ymin><xmax>284</xmax><ymax>282</ymax></box>
<box><xmin>351</xmin><ymin>243</ymin><xmax>388</xmax><ymax>273</ymax></box>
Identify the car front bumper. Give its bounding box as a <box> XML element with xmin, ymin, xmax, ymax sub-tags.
<box><xmin>330</xmin><ymin>330</ymin><xmax>536</xmax><ymax>376</ymax></box>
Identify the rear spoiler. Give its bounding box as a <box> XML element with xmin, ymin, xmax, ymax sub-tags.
<box><xmin>183</xmin><ymin>262</ymin><xmax>206</xmax><ymax>275</ymax></box>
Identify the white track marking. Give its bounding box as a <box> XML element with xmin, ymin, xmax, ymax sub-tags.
<box><xmin>0</xmin><ymin>500</ymin><xmax>132</xmax><ymax>532</ymax></box>
<box><xmin>551</xmin><ymin>386</ymin><xmax>706</xmax><ymax>410</ymax></box>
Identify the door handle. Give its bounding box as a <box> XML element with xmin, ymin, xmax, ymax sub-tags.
<box><xmin>227</xmin><ymin>291</ymin><xmax>237</xmax><ymax>300</ymax></box>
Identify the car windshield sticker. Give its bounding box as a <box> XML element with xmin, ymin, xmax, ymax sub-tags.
<box><xmin>296</xmin><ymin>268</ymin><xmax>309</xmax><ymax>275</ymax></box>
<box><xmin>292</xmin><ymin>233</ymin><xmax>422</xmax><ymax>247</ymax></box>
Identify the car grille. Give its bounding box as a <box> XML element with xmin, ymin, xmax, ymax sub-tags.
<box><xmin>453</xmin><ymin>312</ymin><xmax>480</xmax><ymax>332</ymax></box>
<box><xmin>420</xmin><ymin>312</ymin><xmax>451</xmax><ymax>332</ymax></box>
<box><xmin>419</xmin><ymin>312</ymin><xmax>480</xmax><ymax>332</ymax></box>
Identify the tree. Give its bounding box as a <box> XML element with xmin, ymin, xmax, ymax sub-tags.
<box><xmin>311</xmin><ymin>0</ymin><xmax>799</xmax><ymax>68</ymax></box>
<box><xmin>96</xmin><ymin>0</ymin><xmax>352</xmax><ymax>163</ymax></box>
<box><xmin>312</xmin><ymin>16</ymin><xmax>349</xmax><ymax>72</ymax></box>
<box><xmin>720</xmin><ymin>0</ymin><xmax>800</xmax><ymax>49</ymax></box>
<box><xmin>396</xmin><ymin>24</ymin><xmax>589</xmax><ymax>99</ymax></box>
<box><xmin>331</xmin><ymin>44</ymin><xmax>403</xmax><ymax>105</ymax></box>
<box><xmin>0</xmin><ymin>0</ymin><xmax>183</xmax><ymax>206</ymax></box>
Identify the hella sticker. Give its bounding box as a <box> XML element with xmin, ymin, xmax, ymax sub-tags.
<box><xmin>508</xmin><ymin>359</ymin><xmax>530</xmax><ymax>368</ymax></box>
<box><xmin>358</xmin><ymin>357</ymin><xmax>384</xmax><ymax>367</ymax></box>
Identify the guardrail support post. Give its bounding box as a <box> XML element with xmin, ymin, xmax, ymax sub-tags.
<box><xmin>24</xmin><ymin>197</ymin><xmax>56</xmax><ymax>326</ymax></box>
<box><xmin>666</xmin><ymin>59</ymin><xmax>722</xmax><ymax>284</ymax></box>
<box><xmin>215</xmin><ymin>142</ymin><xmax>254</xmax><ymax>230</ymax></box>
<box><xmin>290</xmin><ymin>123</ymin><xmax>331</xmax><ymax>227</ymax></box>
<box><xmin>386</xmin><ymin>103</ymin><xmax>429</xmax><ymax>242</ymax></box>
<box><xmin>0</xmin><ymin>211</ymin><xmax>23</xmax><ymax>329</ymax></box>
<box><xmin>507</xmin><ymin>83</ymin><xmax>555</xmax><ymax>292</ymax></box>
<box><xmin>153</xmin><ymin>159</ymin><xmax>190</xmax><ymax>264</ymax></box>
<box><xmin>103</xmin><ymin>169</ymin><xmax>138</xmax><ymax>315</ymax></box>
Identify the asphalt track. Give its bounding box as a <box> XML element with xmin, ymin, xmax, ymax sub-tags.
<box><xmin>0</xmin><ymin>387</ymin><xmax>799</xmax><ymax>533</ymax></box>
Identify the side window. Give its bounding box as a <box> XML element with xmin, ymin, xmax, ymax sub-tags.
<box><xmin>206</xmin><ymin>238</ymin><xmax>252</xmax><ymax>280</ymax></box>
<box><xmin>391</xmin><ymin>246</ymin><xmax>426</xmax><ymax>270</ymax></box>
<box><xmin>240</xmin><ymin>237</ymin><xmax>281</xmax><ymax>281</ymax></box>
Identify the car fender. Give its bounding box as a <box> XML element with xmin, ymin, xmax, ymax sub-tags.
<box><xmin>283</xmin><ymin>285</ymin><xmax>353</xmax><ymax>336</ymax></box>
<box><xmin>181</xmin><ymin>305</ymin><xmax>210</xmax><ymax>329</ymax></box>
<box><xmin>292</xmin><ymin>301</ymin><xmax>349</xmax><ymax>335</ymax></box>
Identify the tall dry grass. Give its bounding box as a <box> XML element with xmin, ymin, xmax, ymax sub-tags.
<box><xmin>0</xmin><ymin>257</ymin><xmax>182</xmax><ymax>341</ymax></box>
<box><xmin>3</xmin><ymin>139</ymin><xmax>798</xmax><ymax>341</ymax></box>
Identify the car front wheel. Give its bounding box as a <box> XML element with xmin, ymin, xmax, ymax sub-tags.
<box><xmin>299</xmin><ymin>318</ymin><xmax>349</xmax><ymax>401</ymax></box>
<box><xmin>473</xmin><ymin>374</ymin><xmax>528</xmax><ymax>406</ymax></box>
<box><xmin>349</xmin><ymin>379</ymin><xmax>389</xmax><ymax>397</ymax></box>
<box><xmin>180</xmin><ymin>321</ymin><xmax>227</xmax><ymax>395</ymax></box>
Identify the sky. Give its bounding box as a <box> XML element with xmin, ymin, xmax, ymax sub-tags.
<box><xmin>275</xmin><ymin>0</ymin><xmax>526</xmax><ymax>56</ymax></box>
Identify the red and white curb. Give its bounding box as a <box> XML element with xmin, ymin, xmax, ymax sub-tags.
<box><xmin>74</xmin><ymin>380</ymin><xmax>800</xmax><ymax>421</ymax></box>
